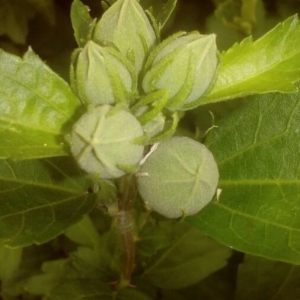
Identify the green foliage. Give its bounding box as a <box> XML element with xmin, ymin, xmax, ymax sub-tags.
<box><xmin>235</xmin><ymin>254</ymin><xmax>300</xmax><ymax>299</ymax></box>
<box><xmin>142</xmin><ymin>223</ymin><xmax>231</xmax><ymax>289</ymax></box>
<box><xmin>70</xmin><ymin>0</ymin><xmax>94</xmax><ymax>47</ymax></box>
<box><xmin>189</xmin><ymin>92</ymin><xmax>300</xmax><ymax>263</ymax></box>
<box><xmin>204</xmin><ymin>15</ymin><xmax>300</xmax><ymax>103</ymax></box>
<box><xmin>0</xmin><ymin>157</ymin><xmax>96</xmax><ymax>247</ymax></box>
<box><xmin>0</xmin><ymin>49</ymin><xmax>80</xmax><ymax>159</ymax></box>
<box><xmin>0</xmin><ymin>0</ymin><xmax>300</xmax><ymax>299</ymax></box>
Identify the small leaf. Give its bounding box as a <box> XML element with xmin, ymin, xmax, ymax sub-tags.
<box><xmin>70</xmin><ymin>228</ymin><xmax>121</xmax><ymax>280</ymax></box>
<box><xmin>137</xmin><ymin>220</ymin><xmax>171</xmax><ymax>258</ymax></box>
<box><xmin>189</xmin><ymin>92</ymin><xmax>300</xmax><ymax>264</ymax></box>
<box><xmin>156</xmin><ymin>0</ymin><xmax>177</xmax><ymax>30</ymax></box>
<box><xmin>235</xmin><ymin>255</ymin><xmax>300</xmax><ymax>299</ymax></box>
<box><xmin>143</xmin><ymin>223</ymin><xmax>232</xmax><ymax>289</ymax></box>
<box><xmin>64</xmin><ymin>216</ymin><xmax>100</xmax><ymax>248</ymax></box>
<box><xmin>0</xmin><ymin>157</ymin><xmax>96</xmax><ymax>247</ymax></box>
<box><xmin>204</xmin><ymin>15</ymin><xmax>300</xmax><ymax>103</ymax></box>
<box><xmin>71</xmin><ymin>0</ymin><xmax>94</xmax><ymax>47</ymax></box>
<box><xmin>0</xmin><ymin>49</ymin><xmax>80</xmax><ymax>160</ymax></box>
<box><xmin>45</xmin><ymin>279</ymin><xmax>112</xmax><ymax>300</ymax></box>
<box><xmin>25</xmin><ymin>259</ymin><xmax>77</xmax><ymax>296</ymax></box>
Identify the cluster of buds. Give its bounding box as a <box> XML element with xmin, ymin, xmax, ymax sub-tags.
<box><xmin>70</xmin><ymin>0</ymin><xmax>219</xmax><ymax>216</ymax></box>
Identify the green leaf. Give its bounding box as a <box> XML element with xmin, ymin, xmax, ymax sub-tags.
<box><xmin>45</xmin><ymin>279</ymin><xmax>112</xmax><ymax>300</ymax></box>
<box><xmin>64</xmin><ymin>216</ymin><xmax>100</xmax><ymax>248</ymax></box>
<box><xmin>0</xmin><ymin>0</ymin><xmax>34</xmax><ymax>44</ymax></box>
<box><xmin>28</xmin><ymin>0</ymin><xmax>56</xmax><ymax>26</ymax></box>
<box><xmin>204</xmin><ymin>15</ymin><xmax>300</xmax><ymax>103</ymax></box>
<box><xmin>45</xmin><ymin>279</ymin><xmax>151</xmax><ymax>300</ymax></box>
<box><xmin>0</xmin><ymin>0</ymin><xmax>56</xmax><ymax>44</ymax></box>
<box><xmin>0</xmin><ymin>157</ymin><xmax>96</xmax><ymax>247</ymax></box>
<box><xmin>0</xmin><ymin>245</ymin><xmax>22</xmax><ymax>282</ymax></box>
<box><xmin>116</xmin><ymin>288</ymin><xmax>152</xmax><ymax>300</ymax></box>
<box><xmin>142</xmin><ymin>223</ymin><xmax>232</xmax><ymax>289</ymax></box>
<box><xmin>71</xmin><ymin>0</ymin><xmax>94</xmax><ymax>47</ymax></box>
<box><xmin>155</xmin><ymin>0</ymin><xmax>177</xmax><ymax>30</ymax></box>
<box><xmin>137</xmin><ymin>219</ymin><xmax>171</xmax><ymax>258</ymax></box>
<box><xmin>0</xmin><ymin>49</ymin><xmax>80</xmax><ymax>160</ymax></box>
<box><xmin>189</xmin><ymin>92</ymin><xmax>300</xmax><ymax>264</ymax></box>
<box><xmin>235</xmin><ymin>255</ymin><xmax>300</xmax><ymax>299</ymax></box>
<box><xmin>70</xmin><ymin>228</ymin><xmax>121</xmax><ymax>280</ymax></box>
<box><xmin>25</xmin><ymin>259</ymin><xmax>78</xmax><ymax>296</ymax></box>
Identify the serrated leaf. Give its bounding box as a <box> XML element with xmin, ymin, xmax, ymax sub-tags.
<box><xmin>235</xmin><ymin>255</ymin><xmax>300</xmax><ymax>300</ymax></box>
<box><xmin>142</xmin><ymin>223</ymin><xmax>232</xmax><ymax>289</ymax></box>
<box><xmin>1</xmin><ymin>243</ymin><xmax>58</xmax><ymax>299</ymax></box>
<box><xmin>0</xmin><ymin>49</ymin><xmax>80</xmax><ymax>160</ymax></box>
<box><xmin>71</xmin><ymin>0</ymin><xmax>94</xmax><ymax>47</ymax></box>
<box><xmin>204</xmin><ymin>15</ymin><xmax>300</xmax><ymax>103</ymax></box>
<box><xmin>71</xmin><ymin>229</ymin><xmax>121</xmax><ymax>280</ymax></box>
<box><xmin>189</xmin><ymin>92</ymin><xmax>300</xmax><ymax>264</ymax></box>
<box><xmin>0</xmin><ymin>157</ymin><xmax>95</xmax><ymax>247</ymax></box>
<box><xmin>25</xmin><ymin>259</ymin><xmax>78</xmax><ymax>296</ymax></box>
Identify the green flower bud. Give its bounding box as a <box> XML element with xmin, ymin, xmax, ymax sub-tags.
<box><xmin>71</xmin><ymin>105</ymin><xmax>144</xmax><ymax>179</ymax></box>
<box><xmin>142</xmin><ymin>32</ymin><xmax>218</xmax><ymax>111</ymax></box>
<box><xmin>71</xmin><ymin>40</ymin><xmax>136</xmax><ymax>106</ymax></box>
<box><xmin>135</xmin><ymin>106</ymin><xmax>165</xmax><ymax>141</ymax></box>
<box><xmin>92</xmin><ymin>0</ymin><xmax>156</xmax><ymax>73</ymax></box>
<box><xmin>137</xmin><ymin>137</ymin><xmax>219</xmax><ymax>218</ymax></box>
<box><xmin>143</xmin><ymin>112</ymin><xmax>165</xmax><ymax>140</ymax></box>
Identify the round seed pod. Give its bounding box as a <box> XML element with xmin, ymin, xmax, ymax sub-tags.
<box><xmin>137</xmin><ymin>137</ymin><xmax>219</xmax><ymax>218</ymax></box>
<box><xmin>71</xmin><ymin>105</ymin><xmax>144</xmax><ymax>179</ymax></box>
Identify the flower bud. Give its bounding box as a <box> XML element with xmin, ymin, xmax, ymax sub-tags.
<box><xmin>137</xmin><ymin>137</ymin><xmax>219</xmax><ymax>218</ymax></box>
<box><xmin>135</xmin><ymin>106</ymin><xmax>165</xmax><ymax>141</ymax></box>
<box><xmin>71</xmin><ymin>105</ymin><xmax>144</xmax><ymax>179</ymax></box>
<box><xmin>92</xmin><ymin>0</ymin><xmax>156</xmax><ymax>73</ymax></box>
<box><xmin>142</xmin><ymin>32</ymin><xmax>218</xmax><ymax>111</ymax></box>
<box><xmin>71</xmin><ymin>40</ymin><xmax>136</xmax><ymax>106</ymax></box>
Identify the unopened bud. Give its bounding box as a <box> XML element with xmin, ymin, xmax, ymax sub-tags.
<box><xmin>142</xmin><ymin>32</ymin><xmax>218</xmax><ymax>111</ymax></box>
<box><xmin>137</xmin><ymin>137</ymin><xmax>219</xmax><ymax>218</ymax></box>
<box><xmin>71</xmin><ymin>105</ymin><xmax>144</xmax><ymax>179</ymax></box>
<box><xmin>71</xmin><ymin>40</ymin><xmax>136</xmax><ymax>105</ymax></box>
<box><xmin>92</xmin><ymin>0</ymin><xmax>156</xmax><ymax>73</ymax></box>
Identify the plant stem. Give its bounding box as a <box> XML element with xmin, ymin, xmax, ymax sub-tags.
<box><xmin>117</xmin><ymin>176</ymin><xmax>136</xmax><ymax>288</ymax></box>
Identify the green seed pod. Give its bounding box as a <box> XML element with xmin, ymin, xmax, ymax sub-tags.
<box><xmin>71</xmin><ymin>105</ymin><xmax>144</xmax><ymax>179</ymax></box>
<box><xmin>71</xmin><ymin>40</ymin><xmax>136</xmax><ymax>106</ymax></box>
<box><xmin>137</xmin><ymin>137</ymin><xmax>219</xmax><ymax>218</ymax></box>
<box><xmin>142</xmin><ymin>32</ymin><xmax>218</xmax><ymax>111</ymax></box>
<box><xmin>92</xmin><ymin>0</ymin><xmax>156</xmax><ymax>73</ymax></box>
